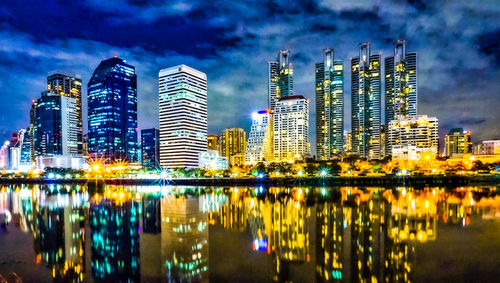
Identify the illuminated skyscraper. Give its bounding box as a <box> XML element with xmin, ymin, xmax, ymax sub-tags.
<box><xmin>220</xmin><ymin>128</ymin><xmax>246</xmax><ymax>166</ymax></box>
<box><xmin>269</xmin><ymin>50</ymin><xmax>293</xmax><ymax>110</ymax></box>
<box><xmin>315</xmin><ymin>48</ymin><xmax>344</xmax><ymax>159</ymax></box>
<box><xmin>47</xmin><ymin>72</ymin><xmax>83</xmax><ymax>154</ymax></box>
<box><xmin>207</xmin><ymin>134</ymin><xmax>219</xmax><ymax>151</ymax></box>
<box><xmin>384</xmin><ymin>40</ymin><xmax>417</xmax><ymax>125</ymax></box>
<box><xmin>388</xmin><ymin>115</ymin><xmax>439</xmax><ymax>160</ymax></box>
<box><xmin>351</xmin><ymin>42</ymin><xmax>382</xmax><ymax>159</ymax></box>
<box><xmin>159</xmin><ymin>65</ymin><xmax>207</xmax><ymax>169</ymax></box>
<box><xmin>33</xmin><ymin>92</ymin><xmax>78</xmax><ymax>156</ymax></box>
<box><xmin>385</xmin><ymin>40</ymin><xmax>417</xmax><ymax>155</ymax></box>
<box><xmin>245</xmin><ymin>110</ymin><xmax>273</xmax><ymax>165</ymax></box>
<box><xmin>141</xmin><ymin>128</ymin><xmax>159</xmax><ymax>169</ymax></box>
<box><xmin>87</xmin><ymin>57</ymin><xmax>138</xmax><ymax>162</ymax></box>
<box><xmin>444</xmin><ymin>128</ymin><xmax>472</xmax><ymax>157</ymax></box>
<box><xmin>273</xmin><ymin>96</ymin><xmax>310</xmax><ymax>162</ymax></box>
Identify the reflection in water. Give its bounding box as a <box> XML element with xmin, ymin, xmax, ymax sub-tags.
<box><xmin>0</xmin><ymin>185</ymin><xmax>498</xmax><ymax>282</ymax></box>
<box><xmin>90</xmin><ymin>192</ymin><xmax>140</xmax><ymax>282</ymax></box>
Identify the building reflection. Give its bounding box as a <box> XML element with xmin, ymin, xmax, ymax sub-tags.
<box><xmin>89</xmin><ymin>191</ymin><xmax>140</xmax><ymax>282</ymax></box>
<box><xmin>161</xmin><ymin>194</ymin><xmax>209</xmax><ymax>282</ymax></box>
<box><xmin>0</xmin><ymin>184</ymin><xmax>498</xmax><ymax>282</ymax></box>
<box><xmin>31</xmin><ymin>187</ymin><xmax>88</xmax><ymax>282</ymax></box>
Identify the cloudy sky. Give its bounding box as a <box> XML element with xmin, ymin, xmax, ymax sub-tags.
<box><xmin>0</xmin><ymin>0</ymin><xmax>499</xmax><ymax>151</ymax></box>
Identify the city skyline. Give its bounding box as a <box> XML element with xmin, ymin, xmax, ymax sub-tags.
<box><xmin>0</xmin><ymin>1</ymin><xmax>499</xmax><ymax>155</ymax></box>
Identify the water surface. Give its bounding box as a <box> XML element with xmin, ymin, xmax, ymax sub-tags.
<box><xmin>0</xmin><ymin>184</ymin><xmax>499</xmax><ymax>282</ymax></box>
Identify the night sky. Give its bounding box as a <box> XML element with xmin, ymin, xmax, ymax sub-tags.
<box><xmin>0</xmin><ymin>0</ymin><xmax>499</xmax><ymax>151</ymax></box>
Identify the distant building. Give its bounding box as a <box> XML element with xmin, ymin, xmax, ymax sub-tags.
<box><xmin>444</xmin><ymin>128</ymin><xmax>472</xmax><ymax>158</ymax></box>
<box><xmin>207</xmin><ymin>134</ymin><xmax>219</xmax><ymax>151</ymax></box>
<box><xmin>159</xmin><ymin>65</ymin><xmax>207</xmax><ymax>169</ymax></box>
<box><xmin>18</xmin><ymin>129</ymin><xmax>31</xmax><ymax>171</ymax></box>
<box><xmin>315</xmin><ymin>49</ymin><xmax>344</xmax><ymax>160</ymax></box>
<box><xmin>220</xmin><ymin>128</ymin><xmax>246</xmax><ymax>167</ymax></box>
<box><xmin>273</xmin><ymin>95</ymin><xmax>310</xmax><ymax>162</ymax></box>
<box><xmin>269</xmin><ymin>50</ymin><xmax>293</xmax><ymax>110</ymax></box>
<box><xmin>82</xmin><ymin>133</ymin><xmax>88</xmax><ymax>156</ymax></box>
<box><xmin>245</xmin><ymin>110</ymin><xmax>273</xmax><ymax>165</ymax></box>
<box><xmin>482</xmin><ymin>140</ymin><xmax>500</xmax><ymax>155</ymax></box>
<box><xmin>351</xmin><ymin>42</ymin><xmax>382</xmax><ymax>159</ymax></box>
<box><xmin>141</xmin><ymin>128</ymin><xmax>159</xmax><ymax>169</ymax></box>
<box><xmin>198</xmin><ymin>150</ymin><xmax>228</xmax><ymax>170</ymax></box>
<box><xmin>47</xmin><ymin>72</ymin><xmax>83</xmax><ymax>154</ymax></box>
<box><xmin>33</xmin><ymin>92</ymin><xmax>78</xmax><ymax>157</ymax></box>
<box><xmin>87</xmin><ymin>57</ymin><xmax>138</xmax><ymax>163</ymax></box>
<box><xmin>388</xmin><ymin>115</ymin><xmax>439</xmax><ymax>160</ymax></box>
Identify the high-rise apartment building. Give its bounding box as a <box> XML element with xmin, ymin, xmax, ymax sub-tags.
<box><xmin>207</xmin><ymin>134</ymin><xmax>219</xmax><ymax>151</ymax></box>
<box><xmin>315</xmin><ymin>49</ymin><xmax>344</xmax><ymax>160</ymax></box>
<box><xmin>269</xmin><ymin>50</ymin><xmax>293</xmax><ymax>110</ymax></box>
<box><xmin>220</xmin><ymin>128</ymin><xmax>246</xmax><ymax>167</ymax></box>
<box><xmin>87</xmin><ymin>57</ymin><xmax>138</xmax><ymax>162</ymax></box>
<box><xmin>384</xmin><ymin>40</ymin><xmax>417</xmax><ymax>125</ymax></box>
<box><xmin>159</xmin><ymin>65</ymin><xmax>207</xmax><ymax>169</ymax></box>
<box><xmin>141</xmin><ymin>128</ymin><xmax>159</xmax><ymax>169</ymax></box>
<box><xmin>245</xmin><ymin>110</ymin><xmax>273</xmax><ymax>165</ymax></box>
<box><xmin>47</xmin><ymin>72</ymin><xmax>83</xmax><ymax>154</ymax></box>
<box><xmin>351</xmin><ymin>42</ymin><xmax>382</xmax><ymax>159</ymax></box>
<box><xmin>273</xmin><ymin>96</ymin><xmax>309</xmax><ymax>162</ymax></box>
<box><xmin>444</xmin><ymin>128</ymin><xmax>472</xmax><ymax>158</ymax></box>
<box><xmin>343</xmin><ymin>131</ymin><xmax>352</xmax><ymax>154</ymax></box>
<box><xmin>33</xmin><ymin>92</ymin><xmax>78</xmax><ymax>156</ymax></box>
<box><xmin>385</xmin><ymin>40</ymin><xmax>417</xmax><ymax>155</ymax></box>
<box><xmin>387</xmin><ymin>115</ymin><xmax>438</xmax><ymax>160</ymax></box>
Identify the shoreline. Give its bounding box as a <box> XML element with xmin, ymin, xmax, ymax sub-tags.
<box><xmin>0</xmin><ymin>174</ymin><xmax>498</xmax><ymax>187</ymax></box>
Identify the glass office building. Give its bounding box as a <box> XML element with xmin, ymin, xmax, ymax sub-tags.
<box><xmin>141</xmin><ymin>128</ymin><xmax>159</xmax><ymax>169</ymax></box>
<box><xmin>315</xmin><ymin>48</ymin><xmax>344</xmax><ymax>160</ymax></box>
<box><xmin>87</xmin><ymin>57</ymin><xmax>138</xmax><ymax>163</ymax></box>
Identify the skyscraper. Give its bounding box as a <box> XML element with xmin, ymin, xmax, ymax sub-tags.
<box><xmin>159</xmin><ymin>65</ymin><xmax>207</xmax><ymax>169</ymax></box>
<box><xmin>220</xmin><ymin>128</ymin><xmax>246</xmax><ymax>167</ymax></box>
<box><xmin>245</xmin><ymin>110</ymin><xmax>273</xmax><ymax>165</ymax></box>
<box><xmin>87</xmin><ymin>57</ymin><xmax>138</xmax><ymax>163</ymax></box>
<box><xmin>384</xmin><ymin>40</ymin><xmax>417</xmax><ymax>125</ymax></box>
<box><xmin>385</xmin><ymin>40</ymin><xmax>417</xmax><ymax>155</ymax></box>
<box><xmin>273</xmin><ymin>96</ymin><xmax>310</xmax><ymax>162</ymax></box>
<box><xmin>444</xmin><ymin>128</ymin><xmax>472</xmax><ymax>158</ymax></box>
<box><xmin>33</xmin><ymin>92</ymin><xmax>78</xmax><ymax>156</ymax></box>
<box><xmin>47</xmin><ymin>72</ymin><xmax>83</xmax><ymax>154</ymax></box>
<box><xmin>141</xmin><ymin>128</ymin><xmax>159</xmax><ymax>169</ymax></box>
<box><xmin>351</xmin><ymin>42</ymin><xmax>382</xmax><ymax>159</ymax></box>
<box><xmin>269</xmin><ymin>50</ymin><xmax>293</xmax><ymax>110</ymax></box>
<box><xmin>315</xmin><ymin>49</ymin><xmax>344</xmax><ymax>160</ymax></box>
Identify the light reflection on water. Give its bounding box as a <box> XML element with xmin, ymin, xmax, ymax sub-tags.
<box><xmin>0</xmin><ymin>185</ymin><xmax>499</xmax><ymax>282</ymax></box>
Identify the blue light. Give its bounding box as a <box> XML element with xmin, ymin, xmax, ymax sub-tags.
<box><xmin>47</xmin><ymin>173</ymin><xmax>55</xmax><ymax>179</ymax></box>
<box><xmin>258</xmin><ymin>173</ymin><xmax>264</xmax><ymax>179</ymax></box>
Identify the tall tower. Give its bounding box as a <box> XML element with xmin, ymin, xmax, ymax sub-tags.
<box><xmin>47</xmin><ymin>72</ymin><xmax>83</xmax><ymax>154</ymax></box>
<box><xmin>269</xmin><ymin>50</ymin><xmax>293</xmax><ymax>110</ymax></box>
<box><xmin>245</xmin><ymin>110</ymin><xmax>273</xmax><ymax>165</ymax></box>
<box><xmin>315</xmin><ymin>48</ymin><xmax>344</xmax><ymax>160</ymax></box>
<box><xmin>351</xmin><ymin>42</ymin><xmax>382</xmax><ymax>159</ymax></box>
<box><xmin>87</xmin><ymin>57</ymin><xmax>138</xmax><ymax>163</ymax></box>
<box><xmin>273</xmin><ymin>95</ymin><xmax>309</xmax><ymax>162</ymax></box>
<box><xmin>33</xmin><ymin>92</ymin><xmax>78</xmax><ymax>156</ymax></box>
<box><xmin>385</xmin><ymin>40</ymin><xmax>417</xmax><ymax>156</ymax></box>
<box><xmin>158</xmin><ymin>65</ymin><xmax>207</xmax><ymax>169</ymax></box>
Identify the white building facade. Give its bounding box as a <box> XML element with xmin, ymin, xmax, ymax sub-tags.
<box><xmin>273</xmin><ymin>96</ymin><xmax>310</xmax><ymax>162</ymax></box>
<box><xmin>388</xmin><ymin>115</ymin><xmax>439</xmax><ymax>160</ymax></box>
<box><xmin>198</xmin><ymin>150</ymin><xmax>228</xmax><ymax>170</ymax></box>
<box><xmin>159</xmin><ymin>65</ymin><xmax>207</xmax><ymax>169</ymax></box>
<box><xmin>245</xmin><ymin>110</ymin><xmax>273</xmax><ymax>165</ymax></box>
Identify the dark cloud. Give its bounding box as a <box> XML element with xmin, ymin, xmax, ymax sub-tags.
<box><xmin>0</xmin><ymin>0</ymin><xmax>499</xmax><ymax>150</ymax></box>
